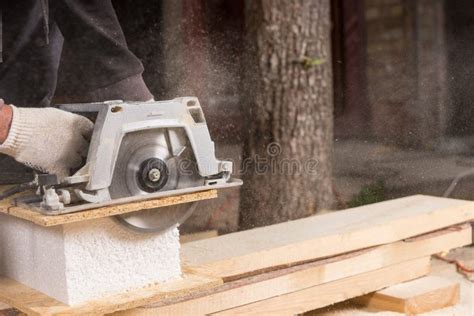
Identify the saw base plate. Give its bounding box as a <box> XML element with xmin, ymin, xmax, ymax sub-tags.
<box><xmin>14</xmin><ymin>179</ymin><xmax>242</xmax><ymax>216</ymax></box>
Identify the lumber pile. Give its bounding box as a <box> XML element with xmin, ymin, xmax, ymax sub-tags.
<box><xmin>0</xmin><ymin>194</ymin><xmax>472</xmax><ymax>315</ymax></box>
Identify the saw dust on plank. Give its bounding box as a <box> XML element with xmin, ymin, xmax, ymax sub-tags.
<box><xmin>182</xmin><ymin>195</ymin><xmax>474</xmax><ymax>280</ymax></box>
<box><xmin>0</xmin><ymin>188</ymin><xmax>217</xmax><ymax>227</ymax></box>
<box><xmin>353</xmin><ymin>276</ymin><xmax>460</xmax><ymax>314</ymax></box>
<box><xmin>114</xmin><ymin>225</ymin><xmax>471</xmax><ymax>315</ymax></box>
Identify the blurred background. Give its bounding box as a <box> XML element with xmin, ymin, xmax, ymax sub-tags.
<box><xmin>59</xmin><ymin>0</ymin><xmax>474</xmax><ymax>233</ymax></box>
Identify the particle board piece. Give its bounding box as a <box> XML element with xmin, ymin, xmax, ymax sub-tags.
<box><xmin>213</xmin><ymin>257</ymin><xmax>432</xmax><ymax>316</ymax></box>
<box><xmin>0</xmin><ymin>272</ymin><xmax>222</xmax><ymax>316</ymax></box>
<box><xmin>182</xmin><ymin>195</ymin><xmax>474</xmax><ymax>280</ymax></box>
<box><xmin>0</xmin><ymin>188</ymin><xmax>217</xmax><ymax>227</ymax></box>
<box><xmin>111</xmin><ymin>225</ymin><xmax>471</xmax><ymax>315</ymax></box>
<box><xmin>353</xmin><ymin>276</ymin><xmax>460</xmax><ymax>315</ymax></box>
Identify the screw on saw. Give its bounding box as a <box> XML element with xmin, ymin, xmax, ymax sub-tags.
<box><xmin>137</xmin><ymin>158</ymin><xmax>169</xmax><ymax>193</ymax></box>
<box><xmin>148</xmin><ymin>168</ymin><xmax>162</xmax><ymax>182</ymax></box>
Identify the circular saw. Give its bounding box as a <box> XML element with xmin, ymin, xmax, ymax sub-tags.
<box><xmin>6</xmin><ymin>97</ymin><xmax>242</xmax><ymax>234</ymax></box>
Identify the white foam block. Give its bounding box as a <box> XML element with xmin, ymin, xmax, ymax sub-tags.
<box><xmin>0</xmin><ymin>214</ymin><xmax>181</xmax><ymax>305</ymax></box>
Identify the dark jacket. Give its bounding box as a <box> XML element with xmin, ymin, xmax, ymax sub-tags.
<box><xmin>0</xmin><ymin>0</ymin><xmax>153</xmax><ymax>108</ymax></box>
<box><xmin>0</xmin><ymin>0</ymin><xmax>153</xmax><ymax>184</ymax></box>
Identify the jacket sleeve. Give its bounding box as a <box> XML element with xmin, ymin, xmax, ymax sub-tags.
<box><xmin>51</xmin><ymin>0</ymin><xmax>153</xmax><ymax>102</ymax></box>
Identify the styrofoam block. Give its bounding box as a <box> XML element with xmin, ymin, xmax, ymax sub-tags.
<box><xmin>0</xmin><ymin>214</ymin><xmax>181</xmax><ymax>305</ymax></box>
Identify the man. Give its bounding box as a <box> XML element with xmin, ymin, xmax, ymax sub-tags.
<box><xmin>0</xmin><ymin>0</ymin><xmax>153</xmax><ymax>180</ymax></box>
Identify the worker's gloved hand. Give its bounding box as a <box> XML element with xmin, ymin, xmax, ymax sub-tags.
<box><xmin>0</xmin><ymin>105</ymin><xmax>93</xmax><ymax>177</ymax></box>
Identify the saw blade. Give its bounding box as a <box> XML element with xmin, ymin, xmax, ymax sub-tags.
<box><xmin>110</xmin><ymin>129</ymin><xmax>204</xmax><ymax>233</ymax></box>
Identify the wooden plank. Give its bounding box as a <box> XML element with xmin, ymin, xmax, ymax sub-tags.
<box><xmin>114</xmin><ymin>225</ymin><xmax>471</xmax><ymax>315</ymax></box>
<box><xmin>213</xmin><ymin>257</ymin><xmax>432</xmax><ymax>316</ymax></box>
<box><xmin>0</xmin><ymin>189</ymin><xmax>217</xmax><ymax>227</ymax></box>
<box><xmin>353</xmin><ymin>276</ymin><xmax>460</xmax><ymax>315</ymax></box>
<box><xmin>182</xmin><ymin>195</ymin><xmax>474</xmax><ymax>280</ymax></box>
<box><xmin>0</xmin><ymin>273</ymin><xmax>222</xmax><ymax>316</ymax></box>
<box><xmin>181</xmin><ymin>230</ymin><xmax>219</xmax><ymax>243</ymax></box>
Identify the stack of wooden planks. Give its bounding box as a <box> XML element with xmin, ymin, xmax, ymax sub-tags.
<box><xmin>0</xmin><ymin>194</ymin><xmax>473</xmax><ymax>315</ymax></box>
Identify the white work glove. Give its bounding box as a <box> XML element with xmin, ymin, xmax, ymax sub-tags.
<box><xmin>0</xmin><ymin>105</ymin><xmax>94</xmax><ymax>177</ymax></box>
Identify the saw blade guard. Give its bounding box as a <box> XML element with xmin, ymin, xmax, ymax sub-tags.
<box><xmin>109</xmin><ymin>128</ymin><xmax>205</xmax><ymax>199</ymax></box>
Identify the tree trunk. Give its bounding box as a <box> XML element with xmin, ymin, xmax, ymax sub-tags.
<box><xmin>239</xmin><ymin>0</ymin><xmax>334</xmax><ymax>229</ymax></box>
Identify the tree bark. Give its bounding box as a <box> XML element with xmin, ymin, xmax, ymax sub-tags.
<box><xmin>239</xmin><ymin>0</ymin><xmax>334</xmax><ymax>229</ymax></box>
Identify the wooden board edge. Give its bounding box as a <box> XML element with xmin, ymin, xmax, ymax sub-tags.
<box><xmin>406</xmin><ymin>283</ymin><xmax>460</xmax><ymax>314</ymax></box>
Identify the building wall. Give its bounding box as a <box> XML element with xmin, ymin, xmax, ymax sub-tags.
<box><xmin>445</xmin><ymin>0</ymin><xmax>474</xmax><ymax>136</ymax></box>
<box><xmin>333</xmin><ymin>0</ymin><xmax>370</xmax><ymax>139</ymax></box>
<box><xmin>364</xmin><ymin>0</ymin><xmax>447</xmax><ymax>147</ymax></box>
<box><xmin>414</xmin><ymin>0</ymin><xmax>448</xmax><ymax>142</ymax></box>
